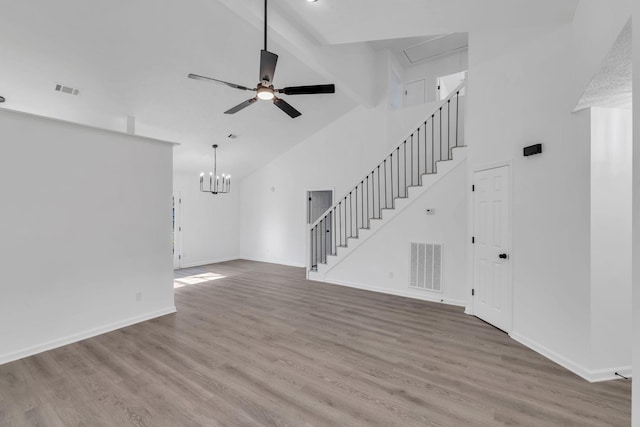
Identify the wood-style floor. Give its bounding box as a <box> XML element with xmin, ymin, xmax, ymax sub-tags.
<box><xmin>0</xmin><ymin>260</ymin><xmax>631</xmax><ymax>426</ymax></box>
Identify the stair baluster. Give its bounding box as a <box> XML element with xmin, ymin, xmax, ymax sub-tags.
<box><xmin>309</xmin><ymin>81</ymin><xmax>465</xmax><ymax>272</ymax></box>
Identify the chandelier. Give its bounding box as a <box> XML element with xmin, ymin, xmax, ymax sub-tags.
<box><xmin>200</xmin><ymin>144</ymin><xmax>230</xmax><ymax>194</ymax></box>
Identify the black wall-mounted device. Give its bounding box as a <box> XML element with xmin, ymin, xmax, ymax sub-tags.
<box><xmin>523</xmin><ymin>143</ymin><xmax>542</xmax><ymax>157</ymax></box>
<box><xmin>0</xmin><ymin>96</ymin><xmax>5</xmax><ymax>103</ymax></box>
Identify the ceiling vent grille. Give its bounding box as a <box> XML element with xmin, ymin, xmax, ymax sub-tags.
<box><xmin>55</xmin><ymin>84</ymin><xmax>80</xmax><ymax>96</ymax></box>
<box><xmin>409</xmin><ymin>242</ymin><xmax>442</xmax><ymax>292</ymax></box>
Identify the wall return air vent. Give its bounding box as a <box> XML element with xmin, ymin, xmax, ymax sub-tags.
<box><xmin>55</xmin><ymin>84</ymin><xmax>80</xmax><ymax>96</ymax></box>
<box><xmin>409</xmin><ymin>242</ymin><xmax>442</xmax><ymax>292</ymax></box>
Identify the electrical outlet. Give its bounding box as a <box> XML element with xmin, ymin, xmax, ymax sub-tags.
<box><xmin>136</xmin><ymin>292</ymin><xmax>142</xmax><ymax>302</ymax></box>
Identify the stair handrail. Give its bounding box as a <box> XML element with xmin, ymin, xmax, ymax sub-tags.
<box><xmin>309</xmin><ymin>79</ymin><xmax>466</xmax><ymax>231</ymax></box>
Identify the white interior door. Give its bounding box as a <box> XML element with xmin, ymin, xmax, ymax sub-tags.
<box><xmin>404</xmin><ymin>79</ymin><xmax>425</xmax><ymax>107</ymax></box>
<box><xmin>473</xmin><ymin>166</ymin><xmax>511</xmax><ymax>332</ymax></box>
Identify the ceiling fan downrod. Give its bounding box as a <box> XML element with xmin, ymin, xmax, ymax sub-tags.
<box><xmin>187</xmin><ymin>0</ymin><xmax>335</xmax><ymax>118</ymax></box>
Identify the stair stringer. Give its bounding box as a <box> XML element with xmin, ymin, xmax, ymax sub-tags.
<box><xmin>309</xmin><ymin>145</ymin><xmax>467</xmax><ymax>282</ymax></box>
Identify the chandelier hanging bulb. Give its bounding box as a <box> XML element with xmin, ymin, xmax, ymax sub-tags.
<box><xmin>200</xmin><ymin>144</ymin><xmax>230</xmax><ymax>194</ymax></box>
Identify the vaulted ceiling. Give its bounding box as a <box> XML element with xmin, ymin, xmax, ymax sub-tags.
<box><xmin>0</xmin><ymin>0</ymin><xmax>580</xmax><ymax>178</ymax></box>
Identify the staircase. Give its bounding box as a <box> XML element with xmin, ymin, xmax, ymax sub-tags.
<box><xmin>308</xmin><ymin>81</ymin><xmax>467</xmax><ymax>280</ymax></box>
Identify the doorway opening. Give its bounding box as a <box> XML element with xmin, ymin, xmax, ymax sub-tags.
<box><xmin>437</xmin><ymin>70</ymin><xmax>466</xmax><ymax>101</ymax></box>
<box><xmin>307</xmin><ymin>190</ymin><xmax>334</xmax><ymax>269</ymax></box>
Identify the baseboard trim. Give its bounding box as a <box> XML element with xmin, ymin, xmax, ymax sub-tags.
<box><xmin>510</xmin><ymin>332</ymin><xmax>632</xmax><ymax>383</ymax></box>
<box><xmin>587</xmin><ymin>366</ymin><xmax>633</xmax><ymax>382</ymax></box>
<box><xmin>319</xmin><ymin>277</ymin><xmax>467</xmax><ymax>308</ymax></box>
<box><xmin>0</xmin><ymin>306</ymin><xmax>177</xmax><ymax>366</ymax></box>
<box><xmin>239</xmin><ymin>256</ymin><xmax>306</xmax><ymax>268</ymax></box>
<box><xmin>176</xmin><ymin>257</ymin><xmax>240</xmax><ymax>269</ymax></box>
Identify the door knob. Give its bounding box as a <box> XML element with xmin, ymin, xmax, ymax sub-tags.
<box><xmin>499</xmin><ymin>253</ymin><xmax>508</xmax><ymax>259</ymax></box>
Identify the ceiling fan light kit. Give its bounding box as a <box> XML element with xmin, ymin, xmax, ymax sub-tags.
<box><xmin>257</xmin><ymin>85</ymin><xmax>275</xmax><ymax>100</ymax></box>
<box><xmin>188</xmin><ymin>0</ymin><xmax>335</xmax><ymax>118</ymax></box>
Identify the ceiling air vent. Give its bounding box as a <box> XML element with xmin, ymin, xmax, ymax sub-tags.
<box><xmin>55</xmin><ymin>84</ymin><xmax>80</xmax><ymax>96</ymax></box>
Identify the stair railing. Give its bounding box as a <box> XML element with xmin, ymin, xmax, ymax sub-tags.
<box><xmin>309</xmin><ymin>80</ymin><xmax>466</xmax><ymax>271</ymax></box>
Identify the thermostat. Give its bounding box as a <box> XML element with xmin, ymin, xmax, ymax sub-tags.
<box><xmin>524</xmin><ymin>143</ymin><xmax>542</xmax><ymax>156</ymax></box>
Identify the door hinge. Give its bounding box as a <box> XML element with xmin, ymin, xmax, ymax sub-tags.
<box><xmin>472</xmin><ymin>289</ymin><xmax>475</xmax><ymax>296</ymax></box>
<box><xmin>179</xmin><ymin>255</ymin><xmax>182</xmax><ymax>260</ymax></box>
<box><xmin>179</xmin><ymin>227</ymin><xmax>182</xmax><ymax>232</ymax></box>
<box><xmin>179</xmin><ymin>198</ymin><xmax>182</xmax><ymax>203</ymax></box>
<box><xmin>472</xmin><ymin>236</ymin><xmax>475</xmax><ymax>244</ymax></box>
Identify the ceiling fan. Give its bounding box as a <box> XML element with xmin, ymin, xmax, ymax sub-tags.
<box><xmin>188</xmin><ymin>0</ymin><xmax>335</xmax><ymax>119</ymax></box>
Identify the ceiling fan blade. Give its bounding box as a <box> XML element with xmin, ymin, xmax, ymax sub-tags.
<box><xmin>224</xmin><ymin>97</ymin><xmax>258</xmax><ymax>114</ymax></box>
<box><xmin>273</xmin><ymin>97</ymin><xmax>301</xmax><ymax>118</ymax></box>
<box><xmin>260</xmin><ymin>50</ymin><xmax>278</xmax><ymax>83</ymax></box>
<box><xmin>278</xmin><ymin>84</ymin><xmax>335</xmax><ymax>95</ymax></box>
<box><xmin>188</xmin><ymin>74</ymin><xmax>254</xmax><ymax>91</ymax></box>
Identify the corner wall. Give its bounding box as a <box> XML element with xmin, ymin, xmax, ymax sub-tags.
<box><xmin>590</xmin><ymin>107</ymin><xmax>632</xmax><ymax>374</ymax></box>
<box><xmin>239</xmin><ymin>104</ymin><xmax>390</xmax><ymax>267</ymax></box>
<box><xmin>0</xmin><ymin>109</ymin><xmax>175</xmax><ymax>364</ymax></box>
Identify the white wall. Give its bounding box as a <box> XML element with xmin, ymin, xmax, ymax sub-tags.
<box><xmin>387</xmin><ymin>50</ymin><xmax>406</xmax><ymax>111</ymax></box>
<box><xmin>590</xmin><ymin>107</ymin><xmax>632</xmax><ymax>372</ymax></box>
<box><xmin>0</xmin><ymin>109</ymin><xmax>175</xmax><ymax>364</ymax></box>
<box><xmin>468</xmin><ymin>24</ymin><xmax>591</xmax><ymax>373</ymax></box>
<box><xmin>466</xmin><ymin>0</ymin><xmax>630</xmax><ymax>380</ymax></box>
<box><xmin>173</xmin><ymin>172</ymin><xmax>240</xmax><ymax>268</ymax></box>
<box><xmin>239</xmin><ymin>103</ymin><xmax>389</xmax><ymax>267</ymax></box>
<box><xmin>404</xmin><ymin>50</ymin><xmax>468</xmax><ymax>104</ymax></box>
<box><xmin>632</xmin><ymin>0</ymin><xmax>639</xmax><ymax>421</ymax></box>
<box><xmin>324</xmin><ymin>159</ymin><xmax>468</xmax><ymax>306</ymax></box>
<box><xmin>239</xmin><ymin>81</ymin><xmax>446</xmax><ymax>267</ymax></box>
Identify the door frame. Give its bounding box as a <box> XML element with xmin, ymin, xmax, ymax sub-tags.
<box><xmin>304</xmin><ymin>188</ymin><xmax>335</xmax><ymax>277</ymax></box>
<box><xmin>468</xmin><ymin>160</ymin><xmax>514</xmax><ymax>333</ymax></box>
<box><xmin>173</xmin><ymin>193</ymin><xmax>183</xmax><ymax>270</ymax></box>
<box><xmin>404</xmin><ymin>78</ymin><xmax>426</xmax><ymax>108</ymax></box>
